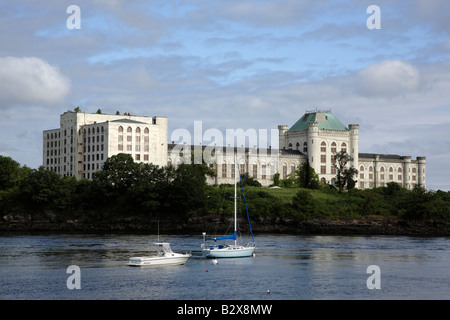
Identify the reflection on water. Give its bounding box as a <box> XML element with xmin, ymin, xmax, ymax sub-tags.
<box><xmin>0</xmin><ymin>233</ymin><xmax>449</xmax><ymax>299</ymax></box>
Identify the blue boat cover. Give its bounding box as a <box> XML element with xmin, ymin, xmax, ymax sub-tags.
<box><xmin>207</xmin><ymin>231</ymin><xmax>237</xmax><ymax>242</ymax></box>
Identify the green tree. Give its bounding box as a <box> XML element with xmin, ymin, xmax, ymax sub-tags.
<box><xmin>166</xmin><ymin>163</ymin><xmax>214</xmax><ymax>217</ymax></box>
<box><xmin>20</xmin><ymin>167</ymin><xmax>66</xmax><ymax>212</ymax></box>
<box><xmin>93</xmin><ymin>153</ymin><xmax>139</xmax><ymax>196</ymax></box>
<box><xmin>296</xmin><ymin>160</ymin><xmax>319</xmax><ymax>189</ymax></box>
<box><xmin>240</xmin><ymin>172</ymin><xmax>262</xmax><ymax>187</ymax></box>
<box><xmin>0</xmin><ymin>156</ymin><xmax>21</xmax><ymax>190</ymax></box>
<box><xmin>272</xmin><ymin>172</ymin><xmax>280</xmax><ymax>187</ymax></box>
<box><xmin>333</xmin><ymin>151</ymin><xmax>358</xmax><ymax>193</ymax></box>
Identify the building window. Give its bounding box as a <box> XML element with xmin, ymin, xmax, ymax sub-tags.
<box><xmin>321</xmin><ymin>166</ymin><xmax>326</xmax><ymax>174</ymax></box>
<box><xmin>291</xmin><ymin>165</ymin><xmax>296</xmax><ymax>178</ymax></box>
<box><xmin>231</xmin><ymin>164</ymin><xmax>235</xmax><ymax>178</ymax></box>
<box><xmin>253</xmin><ymin>165</ymin><xmax>257</xmax><ymax>179</ymax></box>
<box><xmin>331</xmin><ymin>142</ymin><xmax>337</xmax><ymax>153</ymax></box>
<box><xmin>222</xmin><ymin>164</ymin><xmax>227</xmax><ymax>178</ymax></box>
<box><xmin>321</xmin><ymin>141</ymin><xmax>326</xmax><ymax>152</ymax></box>
<box><xmin>321</xmin><ymin>155</ymin><xmax>326</xmax><ymax>163</ymax></box>
<box><xmin>303</xmin><ymin>142</ymin><xmax>308</xmax><ymax>153</ymax></box>
<box><xmin>283</xmin><ymin>165</ymin><xmax>287</xmax><ymax>179</ymax></box>
<box><xmin>341</xmin><ymin>142</ymin><xmax>347</xmax><ymax>152</ymax></box>
<box><xmin>262</xmin><ymin>165</ymin><xmax>266</xmax><ymax>179</ymax></box>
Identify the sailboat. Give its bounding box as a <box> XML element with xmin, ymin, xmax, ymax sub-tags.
<box><xmin>201</xmin><ymin>155</ymin><xmax>256</xmax><ymax>258</ymax></box>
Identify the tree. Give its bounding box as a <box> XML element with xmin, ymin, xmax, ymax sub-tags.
<box><xmin>0</xmin><ymin>156</ymin><xmax>21</xmax><ymax>190</ymax></box>
<box><xmin>20</xmin><ymin>167</ymin><xmax>66</xmax><ymax>212</ymax></box>
<box><xmin>166</xmin><ymin>163</ymin><xmax>214</xmax><ymax>217</ymax></box>
<box><xmin>93</xmin><ymin>153</ymin><xmax>139</xmax><ymax>195</ymax></box>
<box><xmin>240</xmin><ymin>172</ymin><xmax>262</xmax><ymax>187</ymax></box>
<box><xmin>296</xmin><ymin>160</ymin><xmax>319</xmax><ymax>189</ymax></box>
<box><xmin>333</xmin><ymin>151</ymin><xmax>358</xmax><ymax>193</ymax></box>
<box><xmin>96</xmin><ymin>108</ymin><xmax>102</xmax><ymax>114</ymax></box>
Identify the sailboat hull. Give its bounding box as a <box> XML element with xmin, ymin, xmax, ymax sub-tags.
<box><xmin>202</xmin><ymin>245</ymin><xmax>255</xmax><ymax>258</ymax></box>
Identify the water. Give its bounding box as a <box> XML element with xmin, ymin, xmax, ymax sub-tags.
<box><xmin>0</xmin><ymin>233</ymin><xmax>449</xmax><ymax>300</ymax></box>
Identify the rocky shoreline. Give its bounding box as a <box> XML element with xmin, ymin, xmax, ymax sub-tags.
<box><xmin>1</xmin><ymin>213</ymin><xmax>450</xmax><ymax>236</ymax></box>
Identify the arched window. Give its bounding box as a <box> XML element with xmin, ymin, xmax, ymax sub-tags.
<box><xmin>321</xmin><ymin>141</ymin><xmax>326</xmax><ymax>152</ymax></box>
<box><xmin>118</xmin><ymin>126</ymin><xmax>123</xmax><ymax>151</ymax></box>
<box><xmin>331</xmin><ymin>142</ymin><xmax>337</xmax><ymax>153</ymax></box>
<box><xmin>288</xmin><ymin>143</ymin><xmax>293</xmax><ymax>150</ymax></box>
<box><xmin>341</xmin><ymin>142</ymin><xmax>347</xmax><ymax>152</ymax></box>
<box><xmin>296</xmin><ymin>142</ymin><xmax>300</xmax><ymax>150</ymax></box>
<box><xmin>144</xmin><ymin>127</ymin><xmax>150</xmax><ymax>152</ymax></box>
<box><xmin>303</xmin><ymin>141</ymin><xmax>308</xmax><ymax>152</ymax></box>
<box><xmin>127</xmin><ymin>126</ymin><xmax>132</xmax><ymax>133</ymax></box>
<box><xmin>360</xmin><ymin>165</ymin><xmax>365</xmax><ymax>180</ymax></box>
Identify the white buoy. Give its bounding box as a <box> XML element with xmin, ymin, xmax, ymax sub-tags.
<box><xmin>211</xmin><ymin>259</ymin><xmax>218</xmax><ymax>265</ymax></box>
<box><xmin>267</xmin><ymin>289</ymin><xmax>271</xmax><ymax>294</ymax></box>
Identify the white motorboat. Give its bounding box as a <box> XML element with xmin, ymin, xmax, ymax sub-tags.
<box><xmin>201</xmin><ymin>155</ymin><xmax>256</xmax><ymax>258</ymax></box>
<box><xmin>128</xmin><ymin>242</ymin><xmax>191</xmax><ymax>266</ymax></box>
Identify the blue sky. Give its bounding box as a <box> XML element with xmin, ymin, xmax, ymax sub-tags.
<box><xmin>1</xmin><ymin>0</ymin><xmax>450</xmax><ymax>190</ymax></box>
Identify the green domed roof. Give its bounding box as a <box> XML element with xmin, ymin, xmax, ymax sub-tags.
<box><xmin>289</xmin><ymin>112</ymin><xmax>348</xmax><ymax>131</ymax></box>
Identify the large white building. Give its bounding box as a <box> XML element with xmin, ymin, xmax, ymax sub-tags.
<box><xmin>43</xmin><ymin>110</ymin><xmax>425</xmax><ymax>189</ymax></box>
<box><xmin>43</xmin><ymin>111</ymin><xmax>168</xmax><ymax>180</ymax></box>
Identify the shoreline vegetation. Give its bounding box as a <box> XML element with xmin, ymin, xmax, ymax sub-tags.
<box><xmin>1</xmin><ymin>154</ymin><xmax>449</xmax><ymax>236</ymax></box>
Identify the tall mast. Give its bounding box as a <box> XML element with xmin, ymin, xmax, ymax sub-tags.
<box><xmin>234</xmin><ymin>154</ymin><xmax>237</xmax><ymax>247</ymax></box>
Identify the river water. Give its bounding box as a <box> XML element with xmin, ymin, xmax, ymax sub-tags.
<box><xmin>0</xmin><ymin>233</ymin><xmax>449</xmax><ymax>300</ymax></box>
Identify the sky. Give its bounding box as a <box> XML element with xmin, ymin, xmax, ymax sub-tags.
<box><xmin>0</xmin><ymin>0</ymin><xmax>449</xmax><ymax>190</ymax></box>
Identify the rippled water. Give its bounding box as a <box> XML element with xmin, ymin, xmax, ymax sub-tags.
<box><xmin>0</xmin><ymin>233</ymin><xmax>449</xmax><ymax>300</ymax></box>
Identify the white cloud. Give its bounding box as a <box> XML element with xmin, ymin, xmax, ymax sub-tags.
<box><xmin>0</xmin><ymin>56</ymin><xmax>71</xmax><ymax>107</ymax></box>
<box><xmin>356</xmin><ymin>60</ymin><xmax>421</xmax><ymax>97</ymax></box>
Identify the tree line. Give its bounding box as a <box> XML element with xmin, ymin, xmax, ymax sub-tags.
<box><xmin>1</xmin><ymin>154</ymin><xmax>449</xmax><ymax>222</ymax></box>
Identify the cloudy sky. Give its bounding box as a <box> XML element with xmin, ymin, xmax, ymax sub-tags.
<box><xmin>1</xmin><ymin>0</ymin><xmax>449</xmax><ymax>190</ymax></box>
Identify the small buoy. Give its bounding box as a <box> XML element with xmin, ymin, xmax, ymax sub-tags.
<box><xmin>252</xmin><ymin>253</ymin><xmax>256</xmax><ymax>257</ymax></box>
<box><xmin>205</xmin><ymin>269</ymin><xmax>208</xmax><ymax>272</ymax></box>
<box><xmin>267</xmin><ymin>290</ymin><xmax>271</xmax><ymax>294</ymax></box>
<box><xmin>211</xmin><ymin>259</ymin><xmax>218</xmax><ymax>265</ymax></box>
